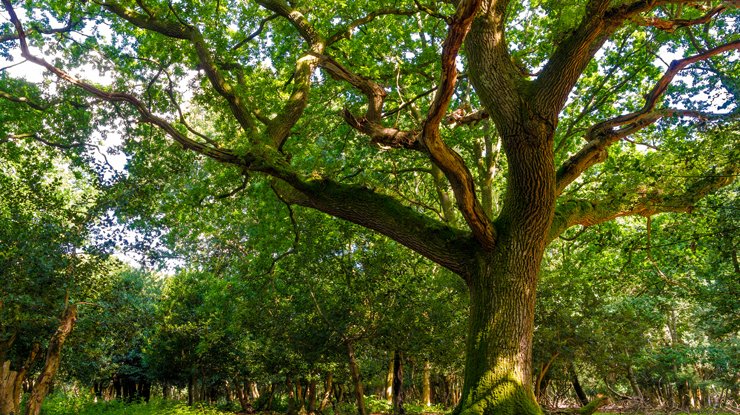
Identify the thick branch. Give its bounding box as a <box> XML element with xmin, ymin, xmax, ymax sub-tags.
<box><xmin>533</xmin><ymin>0</ymin><xmax>703</xmax><ymax>116</ymax></box>
<box><xmin>319</xmin><ymin>54</ymin><xmax>386</xmax><ymax>123</ymax></box>
<box><xmin>317</xmin><ymin>53</ymin><xmax>425</xmax><ymax>150</ymax></box>
<box><xmin>422</xmin><ymin>0</ymin><xmax>495</xmax><ymax>249</ymax></box>
<box><xmin>342</xmin><ymin>110</ymin><xmax>423</xmax><ymax>151</ymax></box>
<box><xmin>255</xmin><ymin>0</ymin><xmax>322</xmax><ymax>45</ymax></box>
<box><xmin>549</xmin><ymin>165</ymin><xmax>738</xmax><ymax>242</ymax></box>
<box><xmin>275</xmin><ymin>179</ymin><xmax>478</xmax><ymax>277</ymax></box>
<box><xmin>556</xmin><ymin>109</ymin><xmax>728</xmax><ymax>195</ymax></box>
<box><xmin>253</xmin><ymin>0</ymin><xmax>325</xmax><ymax>148</ymax></box>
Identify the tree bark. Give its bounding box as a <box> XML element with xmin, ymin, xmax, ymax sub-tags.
<box><xmin>1</xmin><ymin>344</ymin><xmax>39</xmax><ymax>415</ymax></box>
<box><xmin>319</xmin><ymin>372</ymin><xmax>333</xmax><ymax>411</ymax></box>
<box><xmin>422</xmin><ymin>360</ymin><xmax>432</xmax><ymax>407</ymax></box>
<box><xmin>385</xmin><ymin>358</ymin><xmax>394</xmax><ymax>403</ymax></box>
<box><xmin>455</xmin><ymin>240</ymin><xmax>551</xmax><ymax>415</ymax></box>
<box><xmin>392</xmin><ymin>350</ymin><xmax>405</xmax><ymax>415</ymax></box>
<box><xmin>346</xmin><ymin>341</ymin><xmax>367</xmax><ymax>415</ymax></box>
<box><xmin>570</xmin><ymin>362</ymin><xmax>588</xmax><ymax>406</ymax></box>
<box><xmin>24</xmin><ymin>304</ymin><xmax>77</xmax><ymax>415</ymax></box>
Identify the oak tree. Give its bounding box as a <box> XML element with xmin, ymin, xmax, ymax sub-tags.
<box><xmin>1</xmin><ymin>1</ymin><xmax>737</xmax><ymax>414</ymax></box>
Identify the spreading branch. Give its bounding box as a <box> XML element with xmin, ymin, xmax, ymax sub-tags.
<box><xmin>631</xmin><ymin>4</ymin><xmax>727</xmax><ymax>33</ymax></box>
<box><xmin>327</xmin><ymin>8</ymin><xmax>417</xmax><ymax>46</ymax></box>
<box><xmin>555</xmin><ymin>41</ymin><xmax>740</xmax><ymax>195</ymax></box>
<box><xmin>533</xmin><ymin>0</ymin><xmax>709</xmax><ymax>116</ymax></box>
<box><xmin>2</xmin><ymin>0</ymin><xmax>241</xmax><ymax>164</ymax></box>
<box><xmin>2</xmin><ymin>0</ymin><xmax>478</xmax><ymax>276</ymax></box>
<box><xmin>99</xmin><ymin>1</ymin><xmax>259</xmax><ymax>133</ymax></box>
<box><xmin>273</xmin><ymin>179</ymin><xmax>479</xmax><ymax>277</ymax></box>
<box><xmin>0</xmin><ymin>14</ymin><xmax>80</xmax><ymax>43</ymax></box>
<box><xmin>549</xmin><ymin>164</ymin><xmax>739</xmax><ymax>242</ymax></box>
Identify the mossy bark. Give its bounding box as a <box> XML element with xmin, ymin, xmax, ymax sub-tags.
<box><xmin>455</xmin><ymin>249</ymin><xmax>545</xmax><ymax>415</ymax></box>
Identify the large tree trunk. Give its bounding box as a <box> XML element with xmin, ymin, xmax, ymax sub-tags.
<box><xmin>460</xmin><ymin>11</ymin><xmax>557</xmax><ymax>409</ymax></box>
<box><xmin>455</xmin><ymin>250</ymin><xmax>544</xmax><ymax>415</ymax></box>
<box><xmin>24</xmin><ymin>305</ymin><xmax>77</xmax><ymax>415</ymax></box>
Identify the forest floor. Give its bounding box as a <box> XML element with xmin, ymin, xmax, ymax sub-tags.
<box><xmin>36</xmin><ymin>394</ymin><xmax>738</xmax><ymax>415</ymax></box>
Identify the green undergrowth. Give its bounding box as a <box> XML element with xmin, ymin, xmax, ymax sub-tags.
<box><xmin>40</xmin><ymin>394</ymin><xmax>231</xmax><ymax>415</ymax></box>
<box><xmin>38</xmin><ymin>393</ymin><xmax>450</xmax><ymax>415</ymax></box>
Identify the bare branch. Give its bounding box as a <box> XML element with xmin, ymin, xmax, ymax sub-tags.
<box><xmin>99</xmin><ymin>1</ymin><xmax>259</xmax><ymax>133</ymax></box>
<box><xmin>327</xmin><ymin>8</ymin><xmax>417</xmax><ymax>46</ymax></box>
<box><xmin>231</xmin><ymin>14</ymin><xmax>278</xmax><ymax>51</ymax></box>
<box><xmin>0</xmin><ymin>13</ymin><xmax>81</xmax><ymax>43</ymax></box>
<box><xmin>0</xmin><ymin>90</ymin><xmax>50</xmax><ymax>111</ymax></box>
<box><xmin>2</xmin><ymin>0</ymin><xmax>242</xmax><ymax>165</ymax></box>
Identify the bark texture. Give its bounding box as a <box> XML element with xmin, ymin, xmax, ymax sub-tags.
<box><xmin>346</xmin><ymin>342</ymin><xmax>367</xmax><ymax>415</ymax></box>
<box><xmin>24</xmin><ymin>305</ymin><xmax>77</xmax><ymax>415</ymax></box>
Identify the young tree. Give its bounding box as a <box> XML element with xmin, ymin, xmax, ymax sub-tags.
<box><xmin>1</xmin><ymin>1</ymin><xmax>737</xmax><ymax>414</ymax></box>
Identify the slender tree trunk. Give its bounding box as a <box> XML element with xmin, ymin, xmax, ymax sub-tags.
<box><xmin>24</xmin><ymin>305</ymin><xmax>77</xmax><ymax>415</ymax></box>
<box><xmin>249</xmin><ymin>381</ymin><xmax>259</xmax><ymax>399</ymax></box>
<box><xmin>386</xmin><ymin>357</ymin><xmax>394</xmax><ymax>403</ymax></box>
<box><xmin>346</xmin><ymin>341</ymin><xmax>367</xmax><ymax>415</ymax></box>
<box><xmin>422</xmin><ymin>360</ymin><xmax>432</xmax><ymax>407</ymax></box>
<box><xmin>570</xmin><ymin>362</ymin><xmax>588</xmax><ymax>406</ymax></box>
<box><xmin>319</xmin><ymin>372</ymin><xmax>333</xmax><ymax>411</ymax></box>
<box><xmin>535</xmin><ymin>352</ymin><xmax>558</xmax><ymax>402</ymax></box>
<box><xmin>307</xmin><ymin>378</ymin><xmax>317</xmax><ymax>414</ymax></box>
<box><xmin>392</xmin><ymin>350</ymin><xmax>405</xmax><ymax>415</ymax></box>
<box><xmin>626</xmin><ymin>365</ymin><xmax>643</xmax><ymax>401</ymax></box>
<box><xmin>287</xmin><ymin>376</ymin><xmax>298</xmax><ymax>415</ymax></box>
<box><xmin>188</xmin><ymin>374</ymin><xmax>194</xmax><ymax>406</ymax></box>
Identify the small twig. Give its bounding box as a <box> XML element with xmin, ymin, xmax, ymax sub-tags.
<box><xmin>231</xmin><ymin>14</ymin><xmax>278</xmax><ymax>51</ymax></box>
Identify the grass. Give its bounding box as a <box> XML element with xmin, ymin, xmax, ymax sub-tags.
<box><xmin>40</xmin><ymin>394</ymin><xmax>232</xmax><ymax>415</ymax></box>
